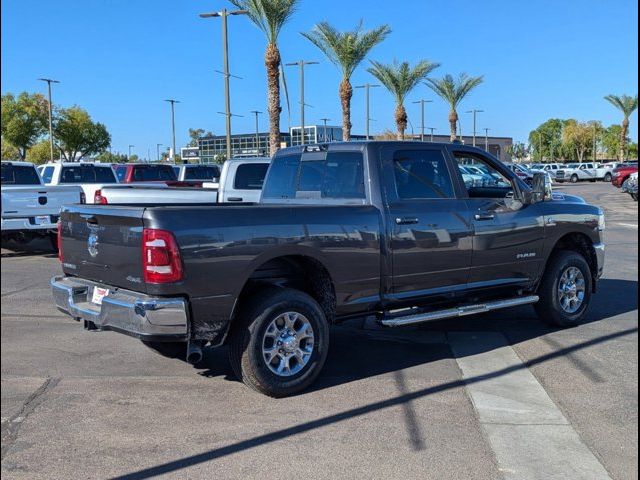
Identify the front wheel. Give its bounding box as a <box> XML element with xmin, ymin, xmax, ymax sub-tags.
<box><xmin>229</xmin><ymin>288</ymin><xmax>329</xmax><ymax>397</ymax></box>
<box><xmin>535</xmin><ymin>251</ymin><xmax>592</xmax><ymax>327</ymax></box>
<box><xmin>571</xmin><ymin>174</ymin><xmax>579</xmax><ymax>183</ymax></box>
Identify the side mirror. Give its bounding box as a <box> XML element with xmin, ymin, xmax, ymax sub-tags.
<box><xmin>531</xmin><ymin>172</ymin><xmax>553</xmax><ymax>203</ymax></box>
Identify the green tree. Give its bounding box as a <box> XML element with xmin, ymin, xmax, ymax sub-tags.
<box><xmin>230</xmin><ymin>0</ymin><xmax>300</xmax><ymax>156</ymax></box>
<box><xmin>1</xmin><ymin>92</ymin><xmax>49</xmax><ymax>160</ymax></box>
<box><xmin>96</xmin><ymin>151</ymin><xmax>128</xmax><ymax>164</ymax></box>
<box><xmin>528</xmin><ymin>119</ymin><xmax>568</xmax><ymax>162</ymax></box>
<box><xmin>604</xmin><ymin>94</ymin><xmax>638</xmax><ymax>160</ymax></box>
<box><xmin>188</xmin><ymin>128</ymin><xmax>214</xmax><ymax>147</ymax></box>
<box><xmin>562</xmin><ymin>120</ymin><xmax>599</xmax><ymax>163</ymax></box>
<box><xmin>54</xmin><ymin>106</ymin><xmax>111</xmax><ymax>161</ymax></box>
<box><xmin>367</xmin><ymin>60</ymin><xmax>439</xmax><ymax>140</ymax></box>
<box><xmin>26</xmin><ymin>140</ymin><xmax>54</xmax><ymax>165</ymax></box>
<box><xmin>507</xmin><ymin>142</ymin><xmax>529</xmax><ymax>162</ymax></box>
<box><xmin>302</xmin><ymin>21</ymin><xmax>390</xmax><ymax>141</ymax></box>
<box><xmin>425</xmin><ymin>73</ymin><xmax>483</xmax><ymax>141</ymax></box>
<box><xmin>1</xmin><ymin>137</ymin><xmax>20</xmax><ymax>160</ymax></box>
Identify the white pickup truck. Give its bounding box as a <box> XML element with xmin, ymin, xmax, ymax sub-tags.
<box><xmin>97</xmin><ymin>157</ymin><xmax>271</xmax><ymax>204</ymax></box>
<box><xmin>37</xmin><ymin>161</ymin><xmax>119</xmax><ymax>203</ymax></box>
<box><xmin>555</xmin><ymin>162</ymin><xmax>614</xmax><ymax>183</ymax></box>
<box><xmin>1</xmin><ymin>161</ymin><xmax>83</xmax><ymax>245</ymax></box>
<box><xmin>172</xmin><ymin>163</ymin><xmax>221</xmax><ymax>182</ymax></box>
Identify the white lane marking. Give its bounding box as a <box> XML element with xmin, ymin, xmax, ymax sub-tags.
<box><xmin>450</xmin><ymin>332</ymin><xmax>612</xmax><ymax>480</ymax></box>
<box><xmin>615</xmin><ymin>223</ymin><xmax>638</xmax><ymax>230</ymax></box>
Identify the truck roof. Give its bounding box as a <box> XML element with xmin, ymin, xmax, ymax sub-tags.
<box><xmin>1</xmin><ymin>161</ymin><xmax>36</xmax><ymax>167</ymax></box>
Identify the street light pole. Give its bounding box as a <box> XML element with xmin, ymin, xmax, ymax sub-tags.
<box><xmin>128</xmin><ymin>145</ymin><xmax>135</xmax><ymax>160</ymax></box>
<box><xmin>37</xmin><ymin>78</ymin><xmax>60</xmax><ymax>161</ymax></box>
<box><xmin>593</xmin><ymin>124</ymin><xmax>598</xmax><ymax>163</ymax></box>
<box><xmin>412</xmin><ymin>99</ymin><xmax>433</xmax><ymax>141</ymax></box>
<box><xmin>286</xmin><ymin>60</ymin><xmax>319</xmax><ymax>145</ymax></box>
<box><xmin>200</xmin><ymin>8</ymin><xmax>248</xmax><ymax>160</ymax></box>
<box><xmin>427</xmin><ymin>127</ymin><xmax>436</xmax><ymax>142</ymax></box>
<box><xmin>156</xmin><ymin>144</ymin><xmax>163</xmax><ymax>162</ymax></box>
<box><xmin>355</xmin><ymin>83</ymin><xmax>380</xmax><ymax>141</ymax></box>
<box><xmin>483</xmin><ymin>128</ymin><xmax>491</xmax><ymax>151</ymax></box>
<box><xmin>251</xmin><ymin>110</ymin><xmax>263</xmax><ymax>153</ymax></box>
<box><xmin>164</xmin><ymin>99</ymin><xmax>179</xmax><ymax>163</ymax></box>
<box><xmin>465</xmin><ymin>109</ymin><xmax>484</xmax><ymax>147</ymax></box>
<box><xmin>320</xmin><ymin>118</ymin><xmax>331</xmax><ymax>142</ymax></box>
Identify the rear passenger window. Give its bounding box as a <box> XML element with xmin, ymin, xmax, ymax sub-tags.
<box><xmin>234</xmin><ymin>163</ymin><xmax>270</xmax><ymax>190</ymax></box>
<box><xmin>393</xmin><ymin>149</ymin><xmax>454</xmax><ymax>199</ymax></box>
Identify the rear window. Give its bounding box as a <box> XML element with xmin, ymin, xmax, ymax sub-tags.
<box><xmin>262</xmin><ymin>151</ymin><xmax>365</xmax><ymax>200</ymax></box>
<box><xmin>234</xmin><ymin>163</ymin><xmax>270</xmax><ymax>190</ymax></box>
<box><xmin>184</xmin><ymin>165</ymin><xmax>221</xmax><ymax>181</ymax></box>
<box><xmin>1</xmin><ymin>164</ymin><xmax>41</xmax><ymax>185</ymax></box>
<box><xmin>40</xmin><ymin>166</ymin><xmax>54</xmax><ymax>183</ymax></box>
<box><xmin>60</xmin><ymin>165</ymin><xmax>117</xmax><ymax>184</ymax></box>
<box><xmin>132</xmin><ymin>165</ymin><xmax>177</xmax><ymax>182</ymax></box>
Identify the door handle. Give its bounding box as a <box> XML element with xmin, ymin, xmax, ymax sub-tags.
<box><xmin>395</xmin><ymin>217</ymin><xmax>420</xmax><ymax>225</ymax></box>
<box><xmin>474</xmin><ymin>213</ymin><xmax>495</xmax><ymax>221</ymax></box>
<box><xmin>227</xmin><ymin>197</ymin><xmax>244</xmax><ymax>202</ymax></box>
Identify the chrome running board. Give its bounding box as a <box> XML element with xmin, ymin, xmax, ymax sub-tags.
<box><xmin>380</xmin><ymin>295</ymin><xmax>539</xmax><ymax>328</ymax></box>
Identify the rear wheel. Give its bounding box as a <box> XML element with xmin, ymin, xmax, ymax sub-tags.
<box><xmin>604</xmin><ymin>173</ymin><xmax>612</xmax><ymax>182</ymax></box>
<box><xmin>229</xmin><ymin>288</ymin><xmax>329</xmax><ymax>397</ymax></box>
<box><xmin>535</xmin><ymin>251</ymin><xmax>592</xmax><ymax>327</ymax></box>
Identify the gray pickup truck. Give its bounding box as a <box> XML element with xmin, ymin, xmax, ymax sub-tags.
<box><xmin>51</xmin><ymin>142</ymin><xmax>605</xmax><ymax>397</ymax></box>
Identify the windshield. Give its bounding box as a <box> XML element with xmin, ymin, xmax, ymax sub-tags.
<box><xmin>1</xmin><ymin>164</ymin><xmax>41</xmax><ymax>185</ymax></box>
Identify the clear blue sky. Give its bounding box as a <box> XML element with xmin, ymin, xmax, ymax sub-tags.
<box><xmin>2</xmin><ymin>0</ymin><xmax>638</xmax><ymax>157</ymax></box>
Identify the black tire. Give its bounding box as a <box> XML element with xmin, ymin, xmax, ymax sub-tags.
<box><xmin>142</xmin><ymin>341</ymin><xmax>187</xmax><ymax>359</ymax></box>
<box><xmin>49</xmin><ymin>232</ymin><xmax>59</xmax><ymax>252</ymax></box>
<box><xmin>570</xmin><ymin>174</ymin><xmax>579</xmax><ymax>183</ymax></box>
<box><xmin>535</xmin><ymin>251</ymin><xmax>592</xmax><ymax>327</ymax></box>
<box><xmin>604</xmin><ymin>173</ymin><xmax>612</xmax><ymax>182</ymax></box>
<box><xmin>228</xmin><ymin>288</ymin><xmax>329</xmax><ymax>398</ymax></box>
<box><xmin>632</xmin><ymin>193</ymin><xmax>638</xmax><ymax>202</ymax></box>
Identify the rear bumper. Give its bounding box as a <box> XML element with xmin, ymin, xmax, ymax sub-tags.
<box><xmin>1</xmin><ymin>216</ymin><xmax>59</xmax><ymax>232</ymax></box>
<box><xmin>50</xmin><ymin>276</ymin><xmax>189</xmax><ymax>342</ymax></box>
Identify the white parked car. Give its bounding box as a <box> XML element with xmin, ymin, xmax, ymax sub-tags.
<box><xmin>555</xmin><ymin>162</ymin><xmax>614</xmax><ymax>183</ymax></box>
<box><xmin>38</xmin><ymin>161</ymin><xmax>119</xmax><ymax>203</ymax></box>
<box><xmin>1</xmin><ymin>161</ymin><xmax>83</xmax><ymax>246</ymax></box>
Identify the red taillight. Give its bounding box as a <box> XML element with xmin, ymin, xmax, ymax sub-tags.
<box><xmin>94</xmin><ymin>189</ymin><xmax>108</xmax><ymax>205</ymax></box>
<box><xmin>142</xmin><ymin>229</ymin><xmax>183</xmax><ymax>284</ymax></box>
<box><xmin>57</xmin><ymin>221</ymin><xmax>64</xmax><ymax>262</ymax></box>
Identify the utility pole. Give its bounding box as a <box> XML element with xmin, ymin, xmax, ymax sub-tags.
<box><xmin>483</xmin><ymin>128</ymin><xmax>491</xmax><ymax>151</ymax></box>
<box><xmin>200</xmin><ymin>8</ymin><xmax>248</xmax><ymax>160</ymax></box>
<box><xmin>128</xmin><ymin>145</ymin><xmax>135</xmax><ymax>160</ymax></box>
<box><xmin>286</xmin><ymin>60</ymin><xmax>319</xmax><ymax>145</ymax></box>
<box><xmin>164</xmin><ymin>99</ymin><xmax>179</xmax><ymax>163</ymax></box>
<box><xmin>37</xmin><ymin>78</ymin><xmax>60</xmax><ymax>161</ymax></box>
<box><xmin>251</xmin><ymin>110</ymin><xmax>263</xmax><ymax>153</ymax></box>
<box><xmin>427</xmin><ymin>127</ymin><xmax>436</xmax><ymax>142</ymax></box>
<box><xmin>593</xmin><ymin>124</ymin><xmax>598</xmax><ymax>162</ymax></box>
<box><xmin>320</xmin><ymin>118</ymin><xmax>331</xmax><ymax>142</ymax></box>
<box><xmin>465</xmin><ymin>109</ymin><xmax>484</xmax><ymax>147</ymax></box>
<box><xmin>412</xmin><ymin>99</ymin><xmax>433</xmax><ymax>141</ymax></box>
<box><xmin>355</xmin><ymin>83</ymin><xmax>380</xmax><ymax>141</ymax></box>
<box><xmin>156</xmin><ymin>144</ymin><xmax>163</xmax><ymax>162</ymax></box>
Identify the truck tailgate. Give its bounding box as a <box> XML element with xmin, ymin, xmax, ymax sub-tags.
<box><xmin>60</xmin><ymin>205</ymin><xmax>148</xmax><ymax>292</ymax></box>
<box><xmin>1</xmin><ymin>185</ymin><xmax>81</xmax><ymax>218</ymax></box>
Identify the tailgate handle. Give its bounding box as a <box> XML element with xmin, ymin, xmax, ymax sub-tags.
<box><xmin>83</xmin><ymin>215</ymin><xmax>99</xmax><ymax>225</ymax></box>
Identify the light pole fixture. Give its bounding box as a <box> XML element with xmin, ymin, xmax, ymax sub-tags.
<box><xmin>465</xmin><ymin>109</ymin><xmax>484</xmax><ymax>147</ymax></box>
<box><xmin>156</xmin><ymin>143</ymin><xmax>163</xmax><ymax>162</ymax></box>
<box><xmin>483</xmin><ymin>128</ymin><xmax>491</xmax><ymax>151</ymax></box>
<box><xmin>286</xmin><ymin>60</ymin><xmax>319</xmax><ymax>145</ymax></box>
<box><xmin>251</xmin><ymin>110</ymin><xmax>263</xmax><ymax>153</ymax></box>
<box><xmin>37</xmin><ymin>78</ymin><xmax>60</xmax><ymax>161</ymax></box>
<box><xmin>412</xmin><ymin>99</ymin><xmax>433</xmax><ymax>141</ymax></box>
<box><xmin>355</xmin><ymin>83</ymin><xmax>380</xmax><ymax>141</ymax></box>
<box><xmin>200</xmin><ymin>8</ymin><xmax>248</xmax><ymax>159</ymax></box>
<box><xmin>320</xmin><ymin>118</ymin><xmax>331</xmax><ymax>142</ymax></box>
<box><xmin>427</xmin><ymin>127</ymin><xmax>437</xmax><ymax>142</ymax></box>
<box><xmin>164</xmin><ymin>99</ymin><xmax>180</xmax><ymax>163</ymax></box>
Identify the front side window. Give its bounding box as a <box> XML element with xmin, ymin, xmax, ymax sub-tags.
<box><xmin>454</xmin><ymin>154</ymin><xmax>513</xmax><ymax>199</ymax></box>
<box><xmin>393</xmin><ymin>149</ymin><xmax>454</xmax><ymax>200</ymax></box>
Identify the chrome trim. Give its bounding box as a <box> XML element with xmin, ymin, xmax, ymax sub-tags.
<box><xmin>381</xmin><ymin>295</ymin><xmax>540</xmax><ymax>327</ymax></box>
<box><xmin>593</xmin><ymin>243</ymin><xmax>605</xmax><ymax>279</ymax></box>
<box><xmin>50</xmin><ymin>276</ymin><xmax>188</xmax><ymax>338</ymax></box>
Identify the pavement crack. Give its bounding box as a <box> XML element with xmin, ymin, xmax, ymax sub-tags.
<box><xmin>1</xmin><ymin>377</ymin><xmax>60</xmax><ymax>461</ymax></box>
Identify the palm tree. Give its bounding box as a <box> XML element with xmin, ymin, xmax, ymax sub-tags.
<box><xmin>367</xmin><ymin>60</ymin><xmax>439</xmax><ymax>140</ymax></box>
<box><xmin>302</xmin><ymin>21</ymin><xmax>391</xmax><ymax>141</ymax></box>
<box><xmin>425</xmin><ymin>73</ymin><xmax>484</xmax><ymax>141</ymax></box>
<box><xmin>604</xmin><ymin>94</ymin><xmax>638</xmax><ymax>160</ymax></box>
<box><xmin>230</xmin><ymin>0</ymin><xmax>300</xmax><ymax>156</ymax></box>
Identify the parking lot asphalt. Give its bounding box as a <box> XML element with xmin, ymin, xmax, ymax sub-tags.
<box><xmin>1</xmin><ymin>183</ymin><xmax>637</xmax><ymax>480</ymax></box>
